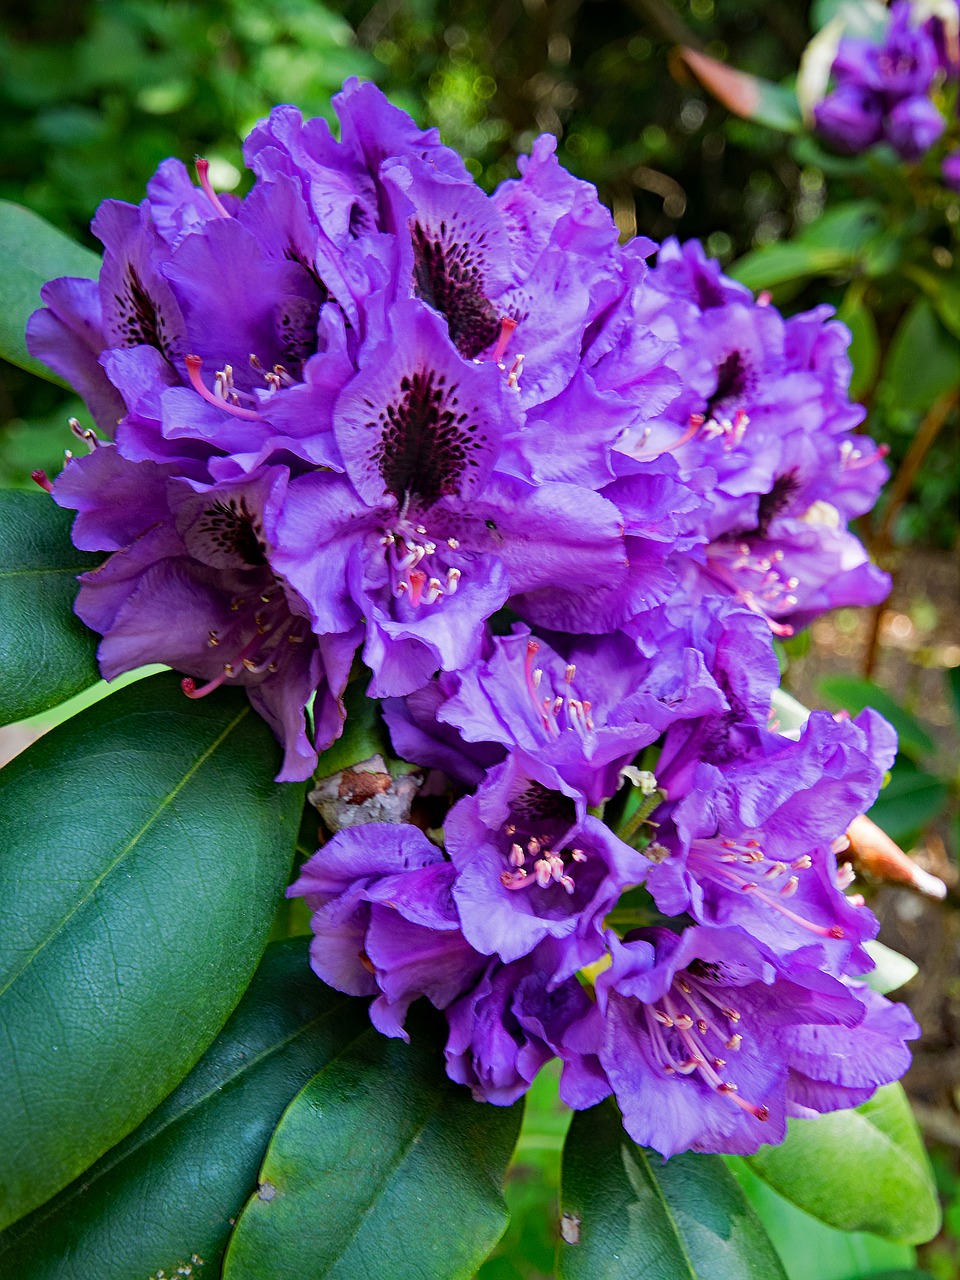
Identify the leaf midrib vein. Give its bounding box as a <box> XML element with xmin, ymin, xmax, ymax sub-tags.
<box><xmin>634</xmin><ymin>1146</ymin><xmax>699</xmax><ymax>1280</ymax></box>
<box><xmin>0</xmin><ymin>1000</ymin><xmax>367</xmax><ymax>1254</ymax></box>
<box><xmin>0</xmin><ymin>705</ymin><xmax>250</xmax><ymax>1003</ymax></box>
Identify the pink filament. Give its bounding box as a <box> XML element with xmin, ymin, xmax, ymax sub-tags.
<box><xmin>185</xmin><ymin>356</ymin><xmax>262</xmax><ymax>420</ymax></box>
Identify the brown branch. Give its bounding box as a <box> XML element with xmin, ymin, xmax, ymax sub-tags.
<box><xmin>875</xmin><ymin>387</ymin><xmax>959</xmax><ymax>549</ymax></box>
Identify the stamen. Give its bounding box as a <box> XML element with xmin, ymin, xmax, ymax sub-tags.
<box><xmin>181</xmin><ymin>671</ymin><xmax>229</xmax><ymax>699</ymax></box>
<box><xmin>195</xmin><ymin>157</ymin><xmax>232</xmax><ymax>218</ymax></box>
<box><xmin>186</xmin><ymin>356</ymin><xmax>261</xmax><ymax>420</ymax></box>
<box><xmin>500</xmin><ymin>868</ymin><xmax>536</xmax><ymax>891</ymax></box>
<box><xmin>31</xmin><ymin>470</ymin><xmax>53</xmax><ymax>493</ymax></box>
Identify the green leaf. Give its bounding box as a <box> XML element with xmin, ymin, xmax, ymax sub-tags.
<box><xmin>745</xmin><ymin>1084</ymin><xmax>941</xmax><ymax>1245</ymax></box>
<box><xmin>863</xmin><ymin>940</ymin><xmax>919</xmax><ymax>995</ymax></box>
<box><xmin>728</xmin><ymin>242</ymin><xmax>855</xmax><ymax>292</ymax></box>
<box><xmin>837</xmin><ymin>284</ymin><xmax>880</xmax><ymax>400</ymax></box>
<box><xmin>0</xmin><ymin>938</ymin><xmax>371</xmax><ymax>1280</ymax></box>
<box><xmin>904</xmin><ymin>266</ymin><xmax>960</xmax><ymax>340</ymax></box>
<box><xmin>811</xmin><ymin>0</ymin><xmax>888</xmax><ymax>39</ymax></box>
<box><xmin>222</xmin><ymin>1005</ymin><xmax>523</xmax><ymax>1280</ymax></box>
<box><xmin>817</xmin><ymin>675</ymin><xmax>935</xmax><ymax>761</ymax></box>
<box><xmin>556</xmin><ymin>1098</ymin><xmax>787</xmax><ymax>1279</ymax></box>
<box><xmin>0</xmin><ymin>672</ymin><xmax>303</xmax><ymax>1231</ymax></box>
<box><xmin>0</xmin><ymin>200</ymin><xmax>101</xmax><ymax>383</ymax></box>
<box><xmin>0</xmin><ymin>491</ymin><xmax>101</xmax><ymax>725</ymax></box>
<box><xmin>879</xmin><ymin>299</ymin><xmax>960</xmax><ymax>414</ymax></box>
<box><xmin>727</xmin><ymin>1158</ymin><xmax>917</xmax><ymax>1280</ymax></box>
<box><xmin>868</xmin><ymin>760</ymin><xmax>948</xmax><ymax>842</ymax></box>
<box><xmin>798</xmin><ymin>200</ymin><xmax>882</xmax><ymax>252</ymax></box>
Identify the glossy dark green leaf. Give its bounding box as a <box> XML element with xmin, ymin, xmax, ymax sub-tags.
<box><xmin>0</xmin><ymin>200</ymin><xmax>100</xmax><ymax>383</ymax></box>
<box><xmin>817</xmin><ymin>675</ymin><xmax>935</xmax><ymax>761</ymax></box>
<box><xmin>0</xmin><ymin>672</ymin><xmax>303</xmax><ymax>1230</ymax></box>
<box><xmin>222</xmin><ymin>1005</ymin><xmax>523</xmax><ymax>1280</ymax></box>
<box><xmin>727</xmin><ymin>1158</ymin><xmax>917</xmax><ymax>1280</ymax></box>
<box><xmin>745</xmin><ymin>1084</ymin><xmax>940</xmax><ymax>1244</ymax></box>
<box><xmin>556</xmin><ymin>1099</ymin><xmax>787</xmax><ymax>1279</ymax></box>
<box><xmin>0</xmin><ymin>491</ymin><xmax>101</xmax><ymax>725</ymax></box>
<box><xmin>0</xmin><ymin>938</ymin><xmax>371</xmax><ymax>1279</ymax></box>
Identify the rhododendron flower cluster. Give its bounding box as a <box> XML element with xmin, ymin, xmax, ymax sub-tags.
<box><xmin>814</xmin><ymin>0</ymin><xmax>959</xmax><ymax>171</ymax></box>
<box><xmin>31</xmin><ymin>79</ymin><xmax>918</xmax><ymax>1158</ymax></box>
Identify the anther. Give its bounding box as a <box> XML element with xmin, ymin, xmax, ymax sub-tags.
<box><xmin>725</xmin><ymin>1033</ymin><xmax>742</xmax><ymax>1051</ymax></box>
<box><xmin>509</xmin><ymin>843</ymin><xmax>525</xmax><ymax>867</ymax></box>
<box><xmin>534</xmin><ymin>858</ymin><xmax>553</xmax><ymax>888</ymax></box>
<box><xmin>31</xmin><ymin>470</ymin><xmax>53</xmax><ymax>493</ymax></box>
<box><xmin>69</xmin><ymin>417</ymin><xmax>101</xmax><ymax>450</ymax></box>
<box><xmin>780</xmin><ymin>876</ymin><xmax>800</xmax><ymax>897</ymax></box>
<box><xmin>564</xmin><ymin>664</ymin><xmax>576</xmax><ymax>683</ymax></box>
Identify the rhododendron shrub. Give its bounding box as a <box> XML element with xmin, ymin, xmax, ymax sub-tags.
<box><xmin>0</xmin><ymin>78</ymin><xmax>940</xmax><ymax>1279</ymax></box>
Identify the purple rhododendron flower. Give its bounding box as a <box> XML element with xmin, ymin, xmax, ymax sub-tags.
<box><xmin>445</xmin><ymin>749</ymin><xmax>643</xmax><ymax>978</ymax></box>
<box><xmin>25</xmin><ymin>76</ymin><xmax>915</xmax><ymax>1155</ymax></box>
<box><xmin>814</xmin><ymin>85</ymin><xmax>885</xmax><ymax>154</ymax></box>
<box><xmin>815</xmin><ymin>1</ymin><xmax>949</xmax><ymax>161</ymax></box>
<box><xmin>289</xmin><ymin>823</ymin><xmax>486</xmax><ymax>1038</ymax></box>
<box><xmin>53</xmin><ymin>447</ymin><xmax>357</xmax><ymax>781</ymax></box>
<box><xmin>387</xmin><ymin>620</ymin><xmax>724</xmax><ymax>806</ymax></box>
<box><xmin>647</xmin><ymin>706</ymin><xmax>895</xmax><ymax>972</ymax></box>
<box><xmin>593</xmin><ymin>926</ymin><xmax>888</xmax><ymax>1158</ymax></box>
<box><xmin>620</xmin><ymin>238</ymin><xmax>890</xmax><ymax>632</ymax></box>
<box><xmin>445</xmin><ymin>939</ymin><xmax>609</xmax><ymax>1108</ymax></box>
